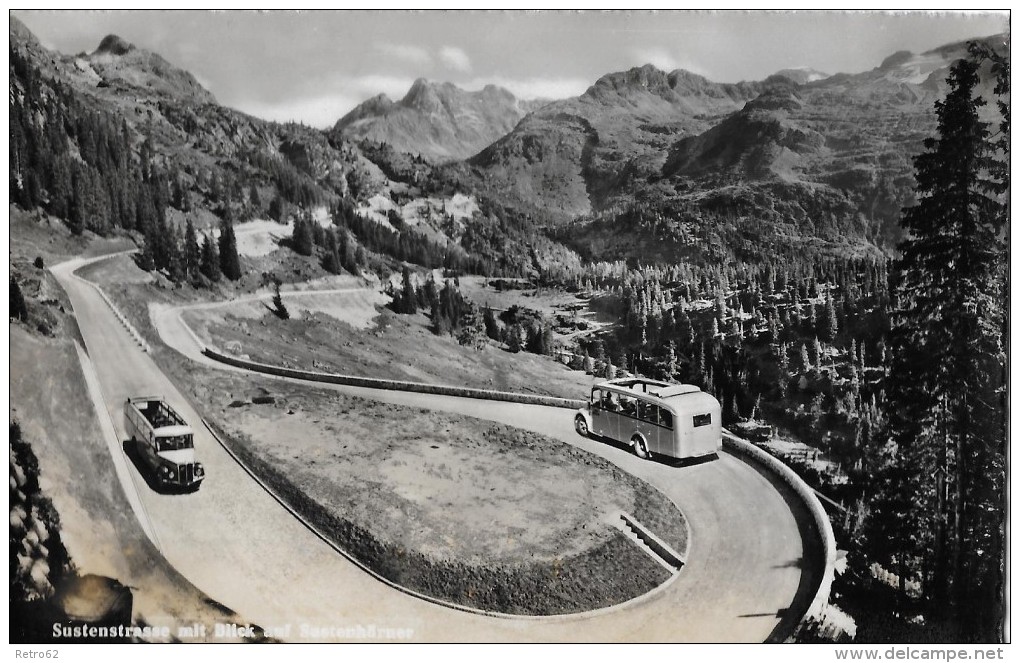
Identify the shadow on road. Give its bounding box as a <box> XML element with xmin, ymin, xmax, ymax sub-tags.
<box><xmin>586</xmin><ymin>435</ymin><xmax>720</xmax><ymax>468</ymax></box>
<box><xmin>739</xmin><ymin>608</ymin><xmax>794</xmax><ymax>619</ymax></box>
<box><xmin>727</xmin><ymin>450</ymin><xmax>825</xmax><ymax>643</ymax></box>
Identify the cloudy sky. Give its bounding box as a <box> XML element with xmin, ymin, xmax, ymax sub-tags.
<box><xmin>13</xmin><ymin>10</ymin><xmax>1009</xmax><ymax>128</ymax></box>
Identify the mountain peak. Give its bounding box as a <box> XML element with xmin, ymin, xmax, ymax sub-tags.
<box><xmin>406</xmin><ymin>77</ymin><xmax>432</xmax><ymax>93</ymax></box>
<box><xmin>591</xmin><ymin>64</ymin><xmax>667</xmax><ymax>89</ymax></box>
<box><xmin>85</xmin><ymin>33</ymin><xmax>216</xmax><ymax>104</ymax></box>
<box><xmin>335</xmin><ymin>79</ymin><xmax>540</xmax><ymax>162</ymax></box>
<box><xmin>401</xmin><ymin>77</ymin><xmax>447</xmax><ymax>112</ymax></box>
<box><xmin>95</xmin><ymin>34</ymin><xmax>135</xmax><ymax>56</ymax></box>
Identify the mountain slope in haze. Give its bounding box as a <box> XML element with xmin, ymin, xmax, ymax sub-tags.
<box><xmin>469</xmin><ymin>33</ymin><xmax>1007</xmax><ymax>262</ymax></box>
<box><xmin>334</xmin><ymin>79</ymin><xmax>548</xmax><ymax>162</ymax></box>
<box><xmin>469</xmin><ymin>65</ymin><xmax>770</xmax><ymax>217</ymax></box>
<box><xmin>10</xmin><ymin>12</ymin><xmax>1008</xmax><ymax>276</ymax></box>
<box><xmin>654</xmin><ymin>34</ymin><xmax>1008</xmax><ymax>234</ymax></box>
<box><xmin>663</xmin><ymin>84</ymin><xmax>825</xmax><ymax>181</ymax></box>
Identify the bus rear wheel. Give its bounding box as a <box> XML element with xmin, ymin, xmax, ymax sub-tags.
<box><xmin>574</xmin><ymin>415</ymin><xmax>589</xmax><ymax>437</ymax></box>
<box><xmin>632</xmin><ymin>436</ymin><xmax>649</xmax><ymax>459</ymax></box>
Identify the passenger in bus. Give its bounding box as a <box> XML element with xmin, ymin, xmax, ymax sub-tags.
<box><xmin>603</xmin><ymin>393</ymin><xmax>619</xmax><ymax>411</ymax></box>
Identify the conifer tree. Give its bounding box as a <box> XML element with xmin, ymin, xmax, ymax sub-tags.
<box><xmin>821</xmin><ymin>291</ymin><xmax>838</xmax><ymax>342</ymax></box>
<box><xmin>483</xmin><ymin>306</ymin><xmax>500</xmax><ymax>341</ymax></box>
<box><xmin>218</xmin><ymin>220</ymin><xmax>241</xmax><ymax>281</ymax></box>
<box><xmin>399</xmin><ymin>266</ymin><xmax>417</xmax><ymax>314</ymax></box>
<box><xmin>200</xmin><ymin>234</ymin><xmax>220</xmax><ymax>282</ymax></box>
<box><xmin>184</xmin><ymin>220</ymin><xmax>201</xmax><ymax>281</ymax></box>
<box><xmin>271</xmin><ymin>283</ymin><xmax>289</xmax><ymax>320</ymax></box>
<box><xmin>876</xmin><ymin>52</ymin><xmax>1007</xmax><ymax>635</ymax></box>
<box><xmin>291</xmin><ymin>214</ymin><xmax>313</xmax><ymax>256</ymax></box>
<box><xmin>321</xmin><ymin>230</ymin><xmax>341</xmax><ymax>274</ymax></box>
<box><xmin>506</xmin><ymin>323</ymin><xmax>523</xmax><ymax>353</ymax></box>
<box><xmin>136</xmin><ymin>239</ymin><xmax>156</xmax><ymax>272</ymax></box>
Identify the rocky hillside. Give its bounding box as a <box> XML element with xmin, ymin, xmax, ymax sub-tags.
<box><xmin>469</xmin><ymin>34</ymin><xmax>1007</xmax><ymax>260</ymax></box>
<box><xmin>663</xmin><ymin>83</ymin><xmax>825</xmax><ymax>181</ymax></box>
<box><xmin>85</xmin><ymin>34</ymin><xmax>216</xmax><ymax>104</ymax></box>
<box><xmin>9</xmin><ymin>13</ymin><xmax>1007</xmax><ymax>273</ymax></box>
<box><xmin>470</xmin><ymin>65</ymin><xmax>768</xmax><ymax>217</ymax></box>
<box><xmin>7</xmin><ymin>16</ymin><xmax>577</xmax><ymax>279</ymax></box>
<box><xmin>334</xmin><ymin>79</ymin><xmax>548</xmax><ymax>162</ymax></box>
<box><xmin>8</xmin><ymin>15</ymin><xmax>389</xmax><ymax>235</ymax></box>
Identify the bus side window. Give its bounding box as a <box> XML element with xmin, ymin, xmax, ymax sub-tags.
<box><xmin>620</xmin><ymin>395</ymin><xmax>637</xmax><ymax>417</ymax></box>
<box><xmin>636</xmin><ymin>400</ymin><xmax>646</xmax><ymax>422</ymax></box>
<box><xmin>591</xmin><ymin>389</ymin><xmax>602</xmax><ymax>408</ymax></box>
<box><xmin>659</xmin><ymin>408</ymin><xmax>674</xmax><ymax>429</ymax></box>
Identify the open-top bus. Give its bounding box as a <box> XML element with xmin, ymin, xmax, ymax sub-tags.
<box><xmin>125</xmin><ymin>396</ymin><xmax>204</xmax><ymax>490</ymax></box>
<box><xmin>574</xmin><ymin>378</ymin><xmax>722</xmax><ymax>461</ymax></box>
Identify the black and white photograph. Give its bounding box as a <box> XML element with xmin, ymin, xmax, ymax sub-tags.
<box><xmin>7</xmin><ymin>8</ymin><xmax>1010</xmax><ymax>652</ymax></box>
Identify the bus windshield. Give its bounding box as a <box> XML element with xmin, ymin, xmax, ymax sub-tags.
<box><xmin>156</xmin><ymin>435</ymin><xmax>193</xmax><ymax>452</ymax></box>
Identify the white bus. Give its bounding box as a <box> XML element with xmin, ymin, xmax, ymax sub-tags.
<box><xmin>574</xmin><ymin>378</ymin><xmax>722</xmax><ymax>461</ymax></box>
<box><xmin>125</xmin><ymin>396</ymin><xmax>204</xmax><ymax>490</ymax></box>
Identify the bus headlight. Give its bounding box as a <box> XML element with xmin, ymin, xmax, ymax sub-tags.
<box><xmin>194</xmin><ymin>464</ymin><xmax>204</xmax><ymax>478</ymax></box>
<box><xmin>161</xmin><ymin>465</ymin><xmax>177</xmax><ymax>480</ymax></box>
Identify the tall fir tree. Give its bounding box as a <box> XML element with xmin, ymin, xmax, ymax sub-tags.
<box><xmin>184</xmin><ymin>220</ymin><xmax>201</xmax><ymax>281</ymax></box>
<box><xmin>199</xmin><ymin>234</ymin><xmax>220</xmax><ymax>282</ymax></box>
<box><xmin>218</xmin><ymin>219</ymin><xmax>241</xmax><ymax>281</ymax></box>
<box><xmin>820</xmin><ymin>291</ymin><xmax>838</xmax><ymax>342</ymax></box>
<box><xmin>399</xmin><ymin>266</ymin><xmax>417</xmax><ymax>314</ymax></box>
<box><xmin>291</xmin><ymin>213</ymin><xmax>314</xmax><ymax>256</ymax></box>
<box><xmin>876</xmin><ymin>52</ymin><xmax>1007</xmax><ymax>638</ymax></box>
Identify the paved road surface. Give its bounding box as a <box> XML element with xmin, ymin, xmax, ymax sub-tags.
<box><xmin>53</xmin><ymin>257</ymin><xmax>817</xmax><ymax>642</ymax></box>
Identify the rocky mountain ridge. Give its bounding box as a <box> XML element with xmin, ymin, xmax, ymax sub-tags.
<box><xmin>9</xmin><ymin>13</ymin><xmax>1009</xmax><ymax>271</ymax></box>
<box><xmin>335</xmin><ymin>78</ymin><xmax>548</xmax><ymax>162</ymax></box>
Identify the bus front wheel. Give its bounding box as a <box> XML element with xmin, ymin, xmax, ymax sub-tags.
<box><xmin>632</xmin><ymin>436</ymin><xmax>649</xmax><ymax>459</ymax></box>
<box><xmin>574</xmin><ymin>415</ymin><xmax>589</xmax><ymax>438</ymax></box>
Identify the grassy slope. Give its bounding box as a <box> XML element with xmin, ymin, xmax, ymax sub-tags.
<box><xmin>168</xmin><ymin>362</ymin><xmax>683</xmax><ymax>615</ymax></box>
<box><xmin>178</xmin><ymin>286</ymin><xmax>596</xmax><ymax>400</ymax></box>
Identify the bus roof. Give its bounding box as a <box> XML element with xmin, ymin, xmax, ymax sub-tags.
<box><xmin>593</xmin><ymin>379</ymin><xmax>718</xmax><ymax>411</ymax></box>
<box><xmin>595</xmin><ymin>377</ymin><xmax>669</xmax><ymax>391</ymax></box>
<box><xmin>152</xmin><ymin>424</ymin><xmax>193</xmax><ymax>437</ymax></box>
<box><xmin>650</xmin><ymin>384</ymin><xmax>701</xmax><ymax>398</ymax></box>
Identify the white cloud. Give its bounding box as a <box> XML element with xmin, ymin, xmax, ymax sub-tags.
<box><xmin>375</xmin><ymin>42</ymin><xmax>432</xmax><ymax>68</ymax></box>
<box><xmin>235</xmin><ymin>93</ymin><xmax>361</xmax><ymax>129</ymax></box>
<box><xmin>632</xmin><ymin>48</ymin><xmax>706</xmax><ymax>76</ymax></box>
<box><xmin>347</xmin><ymin>74</ymin><xmax>419</xmax><ymax>100</ymax></box>
<box><xmin>439</xmin><ymin>45</ymin><xmax>472</xmax><ymax>73</ymax></box>
<box><xmin>234</xmin><ymin>75</ymin><xmax>419</xmax><ymax>128</ymax></box>
<box><xmin>463</xmin><ymin>76</ymin><xmax>591</xmax><ymax>102</ymax></box>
